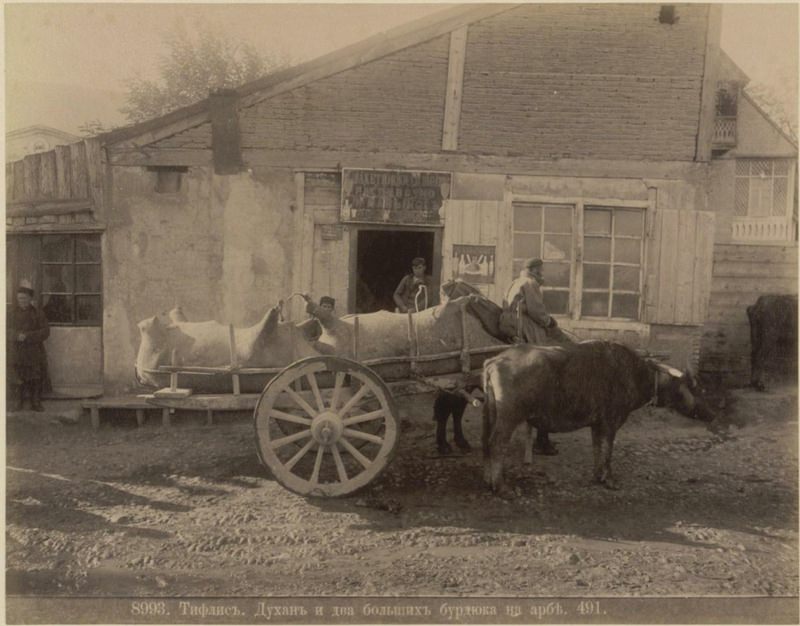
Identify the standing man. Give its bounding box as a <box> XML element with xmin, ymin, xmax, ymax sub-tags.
<box><xmin>500</xmin><ymin>258</ymin><xmax>566</xmax><ymax>455</ymax></box>
<box><xmin>393</xmin><ymin>257</ymin><xmax>435</xmax><ymax>313</ymax></box>
<box><xmin>8</xmin><ymin>280</ymin><xmax>50</xmax><ymax>412</ymax></box>
<box><xmin>501</xmin><ymin>258</ymin><xmax>563</xmax><ymax>344</ymax></box>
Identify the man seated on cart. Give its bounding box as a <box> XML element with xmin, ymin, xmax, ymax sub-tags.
<box><xmin>298</xmin><ymin>294</ymin><xmax>338</xmax><ymax>354</ymax></box>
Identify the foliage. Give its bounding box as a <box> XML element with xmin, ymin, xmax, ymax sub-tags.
<box><xmin>120</xmin><ymin>21</ymin><xmax>287</xmax><ymax>124</ymax></box>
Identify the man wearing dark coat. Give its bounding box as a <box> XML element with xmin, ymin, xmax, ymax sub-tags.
<box><xmin>8</xmin><ymin>280</ymin><xmax>50</xmax><ymax>411</ymax></box>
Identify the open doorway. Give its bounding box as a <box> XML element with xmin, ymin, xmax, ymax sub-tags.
<box><xmin>354</xmin><ymin>229</ymin><xmax>437</xmax><ymax>313</ymax></box>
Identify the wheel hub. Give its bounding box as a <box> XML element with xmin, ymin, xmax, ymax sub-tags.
<box><xmin>310</xmin><ymin>411</ymin><xmax>343</xmax><ymax>445</ymax></box>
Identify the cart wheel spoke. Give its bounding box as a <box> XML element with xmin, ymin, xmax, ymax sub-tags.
<box><xmin>285</xmin><ymin>439</ymin><xmax>316</xmax><ymax>471</ymax></box>
<box><xmin>270</xmin><ymin>409</ymin><xmax>313</xmax><ymax>426</ymax></box>
<box><xmin>306</xmin><ymin>373</ymin><xmax>325</xmax><ymax>412</ymax></box>
<box><xmin>339</xmin><ymin>438</ymin><xmax>372</xmax><ymax>469</ymax></box>
<box><xmin>285</xmin><ymin>386</ymin><xmax>318</xmax><ymax>418</ymax></box>
<box><xmin>271</xmin><ymin>429</ymin><xmax>312</xmax><ymax>450</ymax></box>
<box><xmin>343</xmin><ymin>428</ymin><xmax>384</xmax><ymax>445</ymax></box>
<box><xmin>331</xmin><ymin>444</ymin><xmax>349</xmax><ymax>482</ymax></box>
<box><xmin>330</xmin><ymin>371</ymin><xmax>346</xmax><ymax>412</ymax></box>
<box><xmin>337</xmin><ymin>384</ymin><xmax>371</xmax><ymax>417</ymax></box>
<box><xmin>309</xmin><ymin>445</ymin><xmax>325</xmax><ymax>485</ymax></box>
<box><xmin>342</xmin><ymin>409</ymin><xmax>385</xmax><ymax>427</ymax></box>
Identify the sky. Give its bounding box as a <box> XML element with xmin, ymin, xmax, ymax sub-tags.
<box><xmin>4</xmin><ymin>2</ymin><xmax>799</xmax><ymax>134</ymax></box>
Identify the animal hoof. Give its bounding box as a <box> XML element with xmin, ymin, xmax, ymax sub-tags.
<box><xmin>601</xmin><ymin>479</ymin><xmax>620</xmax><ymax>491</ymax></box>
<box><xmin>454</xmin><ymin>438</ymin><xmax>472</xmax><ymax>452</ymax></box>
<box><xmin>494</xmin><ymin>486</ymin><xmax>517</xmax><ymax>500</ymax></box>
<box><xmin>534</xmin><ymin>443</ymin><xmax>559</xmax><ymax>456</ymax></box>
<box><xmin>437</xmin><ymin>442</ymin><xmax>454</xmax><ymax>455</ymax></box>
<box><xmin>752</xmin><ymin>381</ymin><xmax>767</xmax><ymax>392</ymax></box>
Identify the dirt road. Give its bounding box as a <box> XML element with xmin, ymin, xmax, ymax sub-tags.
<box><xmin>6</xmin><ymin>389</ymin><xmax>798</xmax><ymax>598</ymax></box>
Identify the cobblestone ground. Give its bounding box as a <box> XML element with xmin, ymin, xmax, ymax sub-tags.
<box><xmin>5</xmin><ymin>387</ymin><xmax>798</xmax><ymax>597</ymax></box>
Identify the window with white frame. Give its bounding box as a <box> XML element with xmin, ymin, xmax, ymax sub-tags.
<box><xmin>735</xmin><ymin>159</ymin><xmax>792</xmax><ymax>218</ymax></box>
<box><xmin>581</xmin><ymin>207</ymin><xmax>644</xmax><ymax>320</ymax></box>
<box><xmin>511</xmin><ymin>202</ymin><xmax>645</xmax><ymax>321</ymax></box>
<box><xmin>512</xmin><ymin>202</ymin><xmax>573</xmax><ymax>315</ymax></box>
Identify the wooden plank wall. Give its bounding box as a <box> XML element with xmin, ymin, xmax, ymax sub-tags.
<box><xmin>700</xmin><ymin>243</ymin><xmax>798</xmax><ymax>381</ymax></box>
<box><xmin>5</xmin><ymin>139</ymin><xmax>102</xmax><ymax>208</ymax></box>
<box><xmin>304</xmin><ymin>172</ymin><xmax>350</xmax><ymax>313</ymax></box>
<box><xmin>441</xmin><ymin>200</ymin><xmax>509</xmax><ymax>304</ymax></box>
<box><xmin>647</xmin><ymin>209</ymin><xmax>716</xmax><ymax>326</ymax></box>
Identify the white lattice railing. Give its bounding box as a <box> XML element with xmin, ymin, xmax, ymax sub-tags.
<box><xmin>731</xmin><ymin>217</ymin><xmax>795</xmax><ymax>242</ymax></box>
<box><xmin>713</xmin><ymin>116</ymin><xmax>737</xmax><ymax>146</ymax></box>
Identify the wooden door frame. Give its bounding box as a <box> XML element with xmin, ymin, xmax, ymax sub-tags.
<box><xmin>347</xmin><ymin>224</ymin><xmax>443</xmax><ymax>313</ymax></box>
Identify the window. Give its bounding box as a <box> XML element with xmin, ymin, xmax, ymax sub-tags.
<box><xmin>7</xmin><ymin>234</ymin><xmax>102</xmax><ymax>326</ymax></box>
<box><xmin>512</xmin><ymin>202</ymin><xmax>573</xmax><ymax>315</ymax></box>
<box><xmin>581</xmin><ymin>207</ymin><xmax>644</xmax><ymax>320</ymax></box>
<box><xmin>510</xmin><ymin>202</ymin><xmax>646</xmax><ymax>321</ymax></box>
<box><xmin>735</xmin><ymin>159</ymin><xmax>792</xmax><ymax>218</ymax></box>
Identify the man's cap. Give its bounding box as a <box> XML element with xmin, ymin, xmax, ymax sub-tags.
<box><xmin>411</xmin><ymin>257</ymin><xmax>426</xmax><ymax>267</ymax></box>
<box><xmin>320</xmin><ymin>296</ymin><xmax>335</xmax><ymax>307</ymax></box>
<box><xmin>17</xmin><ymin>279</ymin><xmax>34</xmax><ymax>296</ymax></box>
<box><xmin>525</xmin><ymin>258</ymin><xmax>543</xmax><ymax>270</ymax></box>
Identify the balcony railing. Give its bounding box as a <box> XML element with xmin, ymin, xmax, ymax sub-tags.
<box><xmin>732</xmin><ymin>216</ymin><xmax>795</xmax><ymax>243</ymax></box>
<box><xmin>713</xmin><ymin>116</ymin><xmax>737</xmax><ymax>147</ymax></box>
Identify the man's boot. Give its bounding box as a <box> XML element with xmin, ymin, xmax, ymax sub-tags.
<box><xmin>30</xmin><ymin>380</ymin><xmax>44</xmax><ymax>412</ymax></box>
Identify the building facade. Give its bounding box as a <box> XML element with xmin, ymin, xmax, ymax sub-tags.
<box><xmin>6</xmin><ymin>4</ymin><xmax>795</xmax><ymax>395</ymax></box>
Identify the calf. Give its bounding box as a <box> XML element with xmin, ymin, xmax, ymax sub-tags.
<box><xmin>482</xmin><ymin>341</ymin><xmax>716</xmax><ymax>493</ymax></box>
<box><xmin>747</xmin><ymin>295</ymin><xmax>798</xmax><ymax>391</ymax></box>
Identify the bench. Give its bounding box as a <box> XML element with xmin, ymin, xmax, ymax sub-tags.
<box><xmin>82</xmin><ymin>396</ymin><xmax>170</xmax><ymax>429</ymax></box>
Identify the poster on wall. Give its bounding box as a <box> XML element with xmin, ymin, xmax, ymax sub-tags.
<box><xmin>452</xmin><ymin>244</ymin><xmax>495</xmax><ymax>284</ymax></box>
<box><xmin>341</xmin><ymin>168</ymin><xmax>451</xmax><ymax>226</ymax></box>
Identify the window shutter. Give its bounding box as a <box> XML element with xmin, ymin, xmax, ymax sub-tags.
<box><xmin>645</xmin><ymin>209</ymin><xmax>715</xmax><ymax>325</ymax></box>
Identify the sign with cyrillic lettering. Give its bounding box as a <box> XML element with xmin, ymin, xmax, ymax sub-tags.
<box><xmin>341</xmin><ymin>168</ymin><xmax>451</xmax><ymax>225</ymax></box>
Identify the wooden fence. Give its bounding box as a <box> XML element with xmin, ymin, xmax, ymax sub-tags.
<box><xmin>5</xmin><ymin>138</ymin><xmax>103</xmax><ymax>215</ymax></box>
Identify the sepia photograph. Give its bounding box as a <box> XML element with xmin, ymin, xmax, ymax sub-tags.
<box><xmin>4</xmin><ymin>2</ymin><xmax>798</xmax><ymax>624</ymax></box>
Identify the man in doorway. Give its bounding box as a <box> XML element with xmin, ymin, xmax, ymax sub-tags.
<box><xmin>8</xmin><ymin>280</ymin><xmax>50</xmax><ymax>412</ymax></box>
<box><xmin>393</xmin><ymin>257</ymin><xmax>435</xmax><ymax>313</ymax></box>
<box><xmin>500</xmin><ymin>258</ymin><xmax>570</xmax><ymax>455</ymax></box>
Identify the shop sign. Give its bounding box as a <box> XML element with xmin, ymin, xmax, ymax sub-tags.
<box><xmin>341</xmin><ymin>168</ymin><xmax>451</xmax><ymax>225</ymax></box>
<box><xmin>453</xmin><ymin>244</ymin><xmax>495</xmax><ymax>284</ymax></box>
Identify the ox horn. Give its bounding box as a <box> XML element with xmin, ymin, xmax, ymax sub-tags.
<box><xmin>654</xmin><ymin>362</ymin><xmax>683</xmax><ymax>378</ymax></box>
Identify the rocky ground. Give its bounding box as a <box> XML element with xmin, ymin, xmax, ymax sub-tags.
<box><xmin>5</xmin><ymin>386</ymin><xmax>798</xmax><ymax>598</ymax></box>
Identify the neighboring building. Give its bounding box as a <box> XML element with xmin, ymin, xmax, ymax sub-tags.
<box><xmin>701</xmin><ymin>53</ymin><xmax>798</xmax><ymax>384</ymax></box>
<box><xmin>6</xmin><ymin>125</ymin><xmax>80</xmax><ymax>162</ymax></box>
<box><xmin>5</xmin><ymin>4</ymin><xmax>796</xmax><ymax>395</ymax></box>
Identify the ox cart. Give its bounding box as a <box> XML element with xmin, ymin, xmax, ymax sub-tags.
<box><xmin>142</xmin><ymin>296</ymin><xmax>508</xmax><ymax>497</ymax></box>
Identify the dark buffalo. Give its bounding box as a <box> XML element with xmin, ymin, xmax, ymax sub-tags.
<box><xmin>481</xmin><ymin>341</ymin><xmax>716</xmax><ymax>493</ymax></box>
<box><xmin>747</xmin><ymin>295</ymin><xmax>798</xmax><ymax>391</ymax></box>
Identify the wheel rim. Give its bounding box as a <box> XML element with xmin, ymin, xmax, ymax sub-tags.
<box><xmin>254</xmin><ymin>357</ymin><xmax>398</xmax><ymax>497</ymax></box>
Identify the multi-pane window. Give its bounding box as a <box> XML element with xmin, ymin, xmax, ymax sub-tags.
<box><xmin>512</xmin><ymin>202</ymin><xmax>573</xmax><ymax>315</ymax></box>
<box><xmin>7</xmin><ymin>234</ymin><xmax>102</xmax><ymax>325</ymax></box>
<box><xmin>735</xmin><ymin>159</ymin><xmax>792</xmax><ymax>218</ymax></box>
<box><xmin>581</xmin><ymin>208</ymin><xmax>644</xmax><ymax>320</ymax></box>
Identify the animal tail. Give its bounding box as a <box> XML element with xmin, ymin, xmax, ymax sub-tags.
<box><xmin>482</xmin><ymin>362</ymin><xmax>497</xmax><ymax>460</ymax></box>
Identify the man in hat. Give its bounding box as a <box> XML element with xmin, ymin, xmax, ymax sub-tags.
<box><xmin>500</xmin><ymin>258</ymin><xmax>566</xmax><ymax>455</ymax></box>
<box><xmin>393</xmin><ymin>257</ymin><xmax>436</xmax><ymax>313</ymax></box>
<box><xmin>501</xmin><ymin>258</ymin><xmax>560</xmax><ymax>345</ymax></box>
<box><xmin>8</xmin><ymin>280</ymin><xmax>50</xmax><ymax>412</ymax></box>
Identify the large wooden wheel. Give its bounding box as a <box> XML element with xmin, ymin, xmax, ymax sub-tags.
<box><xmin>254</xmin><ymin>356</ymin><xmax>399</xmax><ymax>497</ymax></box>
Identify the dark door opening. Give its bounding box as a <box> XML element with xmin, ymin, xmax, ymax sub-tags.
<box><xmin>355</xmin><ymin>230</ymin><xmax>435</xmax><ymax>313</ymax></box>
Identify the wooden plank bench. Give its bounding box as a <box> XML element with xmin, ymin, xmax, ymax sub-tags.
<box><xmin>82</xmin><ymin>396</ymin><xmax>170</xmax><ymax>429</ymax></box>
